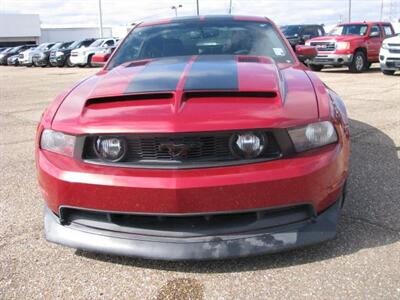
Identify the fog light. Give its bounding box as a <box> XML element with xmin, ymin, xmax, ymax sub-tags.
<box><xmin>230</xmin><ymin>132</ymin><xmax>266</xmax><ymax>158</ymax></box>
<box><xmin>94</xmin><ymin>137</ymin><xmax>127</xmax><ymax>162</ymax></box>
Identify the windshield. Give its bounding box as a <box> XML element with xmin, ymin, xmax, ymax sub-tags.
<box><xmin>281</xmin><ymin>25</ymin><xmax>301</xmax><ymax>36</ymax></box>
<box><xmin>68</xmin><ymin>40</ymin><xmax>81</xmax><ymax>49</ymax></box>
<box><xmin>37</xmin><ymin>43</ymin><xmax>50</xmax><ymax>50</ymax></box>
<box><xmin>50</xmin><ymin>43</ymin><xmax>62</xmax><ymax>50</ymax></box>
<box><xmin>108</xmin><ymin>20</ymin><xmax>294</xmax><ymax>69</ymax></box>
<box><xmin>329</xmin><ymin>24</ymin><xmax>368</xmax><ymax>36</ymax></box>
<box><xmin>89</xmin><ymin>39</ymin><xmax>104</xmax><ymax>47</ymax></box>
<box><xmin>9</xmin><ymin>46</ymin><xmax>21</xmax><ymax>53</ymax></box>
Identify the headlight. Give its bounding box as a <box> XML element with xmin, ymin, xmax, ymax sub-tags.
<box><xmin>230</xmin><ymin>132</ymin><xmax>266</xmax><ymax>158</ymax></box>
<box><xmin>56</xmin><ymin>51</ymin><xmax>64</xmax><ymax>56</ymax></box>
<box><xmin>336</xmin><ymin>42</ymin><xmax>350</xmax><ymax>50</ymax></box>
<box><xmin>288</xmin><ymin>121</ymin><xmax>338</xmax><ymax>152</ymax></box>
<box><xmin>40</xmin><ymin>129</ymin><xmax>76</xmax><ymax>157</ymax></box>
<box><xmin>381</xmin><ymin>43</ymin><xmax>389</xmax><ymax>50</ymax></box>
<box><xmin>94</xmin><ymin>137</ymin><xmax>127</xmax><ymax>162</ymax></box>
<box><xmin>305</xmin><ymin>41</ymin><xmax>311</xmax><ymax>46</ymax></box>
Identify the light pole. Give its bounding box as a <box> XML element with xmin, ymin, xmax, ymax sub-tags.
<box><xmin>229</xmin><ymin>0</ymin><xmax>232</xmax><ymax>14</ymax></box>
<box><xmin>98</xmin><ymin>0</ymin><xmax>104</xmax><ymax>38</ymax></box>
<box><xmin>171</xmin><ymin>4</ymin><xmax>183</xmax><ymax>17</ymax></box>
<box><xmin>348</xmin><ymin>0</ymin><xmax>352</xmax><ymax>22</ymax></box>
<box><xmin>380</xmin><ymin>0</ymin><xmax>384</xmax><ymax>21</ymax></box>
<box><xmin>196</xmin><ymin>0</ymin><xmax>199</xmax><ymax>16</ymax></box>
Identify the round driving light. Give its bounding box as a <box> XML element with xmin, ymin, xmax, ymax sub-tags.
<box><xmin>230</xmin><ymin>132</ymin><xmax>266</xmax><ymax>158</ymax></box>
<box><xmin>94</xmin><ymin>137</ymin><xmax>127</xmax><ymax>162</ymax></box>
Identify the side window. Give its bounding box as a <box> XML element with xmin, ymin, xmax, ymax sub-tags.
<box><xmin>383</xmin><ymin>25</ymin><xmax>394</xmax><ymax>37</ymax></box>
<box><xmin>303</xmin><ymin>26</ymin><xmax>315</xmax><ymax>37</ymax></box>
<box><xmin>370</xmin><ymin>25</ymin><xmax>382</xmax><ymax>38</ymax></box>
<box><xmin>83</xmin><ymin>40</ymin><xmax>94</xmax><ymax>47</ymax></box>
<box><xmin>105</xmin><ymin>40</ymin><xmax>115</xmax><ymax>46</ymax></box>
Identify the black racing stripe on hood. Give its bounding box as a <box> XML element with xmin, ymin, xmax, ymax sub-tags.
<box><xmin>184</xmin><ymin>55</ymin><xmax>238</xmax><ymax>91</ymax></box>
<box><xmin>124</xmin><ymin>56</ymin><xmax>191</xmax><ymax>93</ymax></box>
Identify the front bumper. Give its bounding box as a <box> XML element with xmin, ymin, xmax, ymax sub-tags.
<box><xmin>379</xmin><ymin>49</ymin><xmax>400</xmax><ymax>71</ymax></box>
<box><xmin>49</xmin><ymin>55</ymin><xmax>66</xmax><ymax>66</ymax></box>
<box><xmin>44</xmin><ymin>200</ymin><xmax>340</xmax><ymax>260</ymax></box>
<box><xmin>33</xmin><ymin>55</ymin><xmax>48</xmax><ymax>66</ymax></box>
<box><xmin>310</xmin><ymin>53</ymin><xmax>353</xmax><ymax>66</ymax></box>
<box><xmin>70</xmin><ymin>54</ymin><xmax>87</xmax><ymax>65</ymax></box>
<box><xmin>38</xmin><ymin>143</ymin><xmax>348</xmax><ymax>215</ymax></box>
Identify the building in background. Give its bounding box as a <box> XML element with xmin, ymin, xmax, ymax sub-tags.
<box><xmin>0</xmin><ymin>14</ymin><xmax>40</xmax><ymax>46</ymax></box>
<box><xmin>40</xmin><ymin>26</ymin><xmax>112</xmax><ymax>43</ymax></box>
<box><xmin>0</xmin><ymin>13</ymin><xmax>130</xmax><ymax>47</ymax></box>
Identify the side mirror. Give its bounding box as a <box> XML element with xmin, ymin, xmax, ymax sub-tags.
<box><xmin>370</xmin><ymin>31</ymin><xmax>380</xmax><ymax>38</ymax></box>
<box><xmin>91</xmin><ymin>53</ymin><xmax>111</xmax><ymax>66</ymax></box>
<box><xmin>295</xmin><ymin>45</ymin><xmax>318</xmax><ymax>62</ymax></box>
<box><xmin>302</xmin><ymin>34</ymin><xmax>311</xmax><ymax>41</ymax></box>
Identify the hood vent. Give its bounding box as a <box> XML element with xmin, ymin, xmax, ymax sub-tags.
<box><xmin>86</xmin><ymin>93</ymin><xmax>173</xmax><ymax>107</ymax></box>
<box><xmin>184</xmin><ymin>91</ymin><xmax>277</xmax><ymax>100</ymax></box>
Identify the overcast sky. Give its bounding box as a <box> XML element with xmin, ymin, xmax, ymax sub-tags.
<box><xmin>0</xmin><ymin>0</ymin><xmax>399</xmax><ymax>27</ymax></box>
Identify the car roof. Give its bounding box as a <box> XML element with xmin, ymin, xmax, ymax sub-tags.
<box><xmin>338</xmin><ymin>21</ymin><xmax>392</xmax><ymax>26</ymax></box>
<box><xmin>281</xmin><ymin>24</ymin><xmax>323</xmax><ymax>27</ymax></box>
<box><xmin>138</xmin><ymin>15</ymin><xmax>271</xmax><ymax>27</ymax></box>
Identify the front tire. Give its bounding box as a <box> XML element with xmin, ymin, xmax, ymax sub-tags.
<box><xmin>309</xmin><ymin>64</ymin><xmax>323</xmax><ymax>72</ymax></box>
<box><xmin>87</xmin><ymin>54</ymin><xmax>94</xmax><ymax>68</ymax></box>
<box><xmin>349</xmin><ymin>51</ymin><xmax>366</xmax><ymax>73</ymax></box>
<box><xmin>66</xmin><ymin>56</ymin><xmax>74</xmax><ymax>67</ymax></box>
<box><xmin>382</xmin><ymin>70</ymin><xmax>395</xmax><ymax>75</ymax></box>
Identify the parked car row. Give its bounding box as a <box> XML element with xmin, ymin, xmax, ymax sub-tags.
<box><xmin>281</xmin><ymin>21</ymin><xmax>399</xmax><ymax>75</ymax></box>
<box><xmin>0</xmin><ymin>37</ymin><xmax>118</xmax><ymax>68</ymax></box>
<box><xmin>1</xmin><ymin>21</ymin><xmax>398</xmax><ymax>75</ymax></box>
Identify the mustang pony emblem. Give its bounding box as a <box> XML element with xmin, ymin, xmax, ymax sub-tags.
<box><xmin>158</xmin><ymin>143</ymin><xmax>201</xmax><ymax>159</ymax></box>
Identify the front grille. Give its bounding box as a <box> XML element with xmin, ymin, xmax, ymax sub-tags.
<box><xmin>82</xmin><ymin>130</ymin><xmax>284</xmax><ymax>169</ymax></box>
<box><xmin>388</xmin><ymin>43</ymin><xmax>400</xmax><ymax>47</ymax></box>
<box><xmin>310</xmin><ymin>42</ymin><xmax>336</xmax><ymax>51</ymax></box>
<box><xmin>59</xmin><ymin>204</ymin><xmax>315</xmax><ymax>238</ymax></box>
<box><xmin>71</xmin><ymin>52</ymin><xmax>78</xmax><ymax>56</ymax></box>
<box><xmin>387</xmin><ymin>57</ymin><xmax>400</xmax><ymax>61</ymax></box>
<box><xmin>389</xmin><ymin>49</ymin><xmax>400</xmax><ymax>54</ymax></box>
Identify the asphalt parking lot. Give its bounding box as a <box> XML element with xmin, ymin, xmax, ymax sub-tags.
<box><xmin>0</xmin><ymin>65</ymin><xmax>399</xmax><ymax>299</ymax></box>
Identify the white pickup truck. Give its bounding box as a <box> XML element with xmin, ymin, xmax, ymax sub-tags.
<box><xmin>70</xmin><ymin>38</ymin><xmax>117</xmax><ymax>67</ymax></box>
<box><xmin>379</xmin><ymin>34</ymin><xmax>400</xmax><ymax>75</ymax></box>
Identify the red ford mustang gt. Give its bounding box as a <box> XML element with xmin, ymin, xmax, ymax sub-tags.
<box><xmin>36</xmin><ymin>15</ymin><xmax>350</xmax><ymax>260</ymax></box>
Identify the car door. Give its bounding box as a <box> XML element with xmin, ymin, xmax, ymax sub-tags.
<box><xmin>366</xmin><ymin>24</ymin><xmax>383</xmax><ymax>61</ymax></box>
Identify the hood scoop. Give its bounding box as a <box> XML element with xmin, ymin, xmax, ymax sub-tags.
<box><xmin>85</xmin><ymin>93</ymin><xmax>173</xmax><ymax>107</ymax></box>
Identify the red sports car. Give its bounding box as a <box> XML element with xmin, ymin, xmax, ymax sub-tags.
<box><xmin>36</xmin><ymin>15</ymin><xmax>350</xmax><ymax>260</ymax></box>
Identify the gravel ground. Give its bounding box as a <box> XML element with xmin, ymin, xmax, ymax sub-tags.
<box><xmin>0</xmin><ymin>65</ymin><xmax>399</xmax><ymax>299</ymax></box>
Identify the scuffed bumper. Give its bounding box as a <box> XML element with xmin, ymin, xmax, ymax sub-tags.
<box><xmin>44</xmin><ymin>200</ymin><xmax>340</xmax><ymax>260</ymax></box>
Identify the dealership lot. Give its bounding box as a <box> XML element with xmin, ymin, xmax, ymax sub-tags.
<box><xmin>0</xmin><ymin>65</ymin><xmax>399</xmax><ymax>299</ymax></box>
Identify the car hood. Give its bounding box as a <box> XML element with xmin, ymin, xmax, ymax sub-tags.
<box><xmin>72</xmin><ymin>47</ymin><xmax>99</xmax><ymax>54</ymax></box>
<box><xmin>383</xmin><ymin>35</ymin><xmax>400</xmax><ymax>43</ymax></box>
<box><xmin>309</xmin><ymin>35</ymin><xmax>364</xmax><ymax>42</ymax></box>
<box><xmin>52</xmin><ymin>55</ymin><xmax>320</xmax><ymax>134</ymax></box>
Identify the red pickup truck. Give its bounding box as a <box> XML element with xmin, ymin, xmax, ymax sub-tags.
<box><xmin>306</xmin><ymin>21</ymin><xmax>395</xmax><ymax>73</ymax></box>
